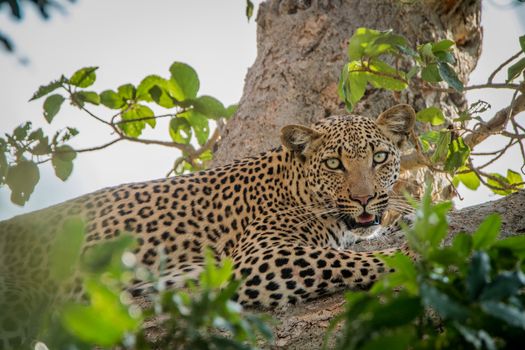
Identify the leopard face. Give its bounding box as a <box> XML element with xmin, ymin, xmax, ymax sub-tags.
<box><xmin>281</xmin><ymin>104</ymin><xmax>415</xmax><ymax>231</ymax></box>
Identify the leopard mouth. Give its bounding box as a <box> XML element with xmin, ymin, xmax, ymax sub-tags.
<box><xmin>341</xmin><ymin>213</ymin><xmax>380</xmax><ymax>229</ymax></box>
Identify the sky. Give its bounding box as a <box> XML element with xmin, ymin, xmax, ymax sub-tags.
<box><xmin>0</xmin><ymin>0</ymin><xmax>524</xmax><ymax>220</ymax></box>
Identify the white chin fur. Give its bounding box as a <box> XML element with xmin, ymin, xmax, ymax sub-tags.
<box><xmin>338</xmin><ymin>225</ymin><xmax>383</xmax><ymax>250</ymax></box>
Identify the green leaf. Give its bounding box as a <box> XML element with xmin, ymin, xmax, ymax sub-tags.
<box><xmin>28</xmin><ymin>128</ymin><xmax>43</xmax><ymax>141</ymax></box>
<box><xmin>455</xmin><ymin>323</ymin><xmax>496</xmax><ymax>350</ymax></box>
<box><xmin>148</xmin><ymin>84</ymin><xmax>176</xmax><ymax>108</ymax></box>
<box><xmin>52</xmin><ymin>145</ymin><xmax>77</xmax><ymax>181</ymax></box>
<box><xmin>69</xmin><ymin>67</ymin><xmax>98</xmax><ymax>88</ymax></box>
<box><xmin>435</xmin><ymin>51</ymin><xmax>456</xmax><ymax>64</ymax></box>
<box><xmin>169</xmin><ymin>62</ymin><xmax>200</xmax><ymax>101</ymax></box>
<box><xmin>419</xmin><ymin>130</ymin><xmax>440</xmax><ymax>152</ymax></box>
<box><xmin>170</xmin><ymin>117</ymin><xmax>192</xmax><ymax>144</ymax></box>
<box><xmin>507</xmin><ymin>169</ymin><xmax>524</xmax><ymax>189</ymax></box>
<box><xmin>480</xmin><ymin>301</ymin><xmax>525</xmax><ymax>329</ymax></box>
<box><xmin>43</xmin><ymin>94</ymin><xmax>65</xmax><ymax>123</ymax></box>
<box><xmin>466</xmin><ymin>251</ymin><xmax>491</xmax><ymax>300</ymax></box>
<box><xmin>52</xmin><ymin>144</ymin><xmax>77</xmax><ymax>180</ymax></box>
<box><xmin>246</xmin><ymin>0</ymin><xmax>254</xmax><ymax>21</ymax></box>
<box><xmin>444</xmin><ymin>136</ymin><xmax>470</xmax><ymax>173</ymax></box>
<box><xmin>361</xmin><ymin>328</ymin><xmax>414</xmax><ymax>350</ymax></box>
<box><xmin>81</xmin><ymin>235</ymin><xmax>135</xmax><ymax>275</ymax></box>
<box><xmin>61</xmin><ymin>279</ymin><xmax>140</xmax><ymax>346</ymax></box>
<box><xmin>455</xmin><ymin>168</ymin><xmax>480</xmax><ymax>190</ymax></box>
<box><xmin>372</xmin><ymin>253</ymin><xmax>418</xmax><ymax>294</ymax></box>
<box><xmin>430</xmin><ymin>131</ymin><xmax>451</xmax><ymax>164</ymax></box>
<box><xmin>54</xmin><ymin>145</ymin><xmax>77</xmax><ymax>162</ymax></box>
<box><xmin>225</xmin><ymin>104</ymin><xmax>238</xmax><ymax>119</ymax></box>
<box><xmin>519</xmin><ymin>35</ymin><xmax>525</xmax><ymax>53</ymax></box>
<box><xmin>419</xmin><ymin>43</ymin><xmax>435</xmax><ymax>61</ymax></box>
<box><xmin>100</xmin><ymin>90</ymin><xmax>124</xmax><ymax>109</ymax></box>
<box><xmin>29</xmin><ymin>77</ymin><xmax>64</xmax><ymax>101</ymax></box>
<box><xmin>119</xmin><ymin>104</ymin><xmax>154</xmax><ymax>137</ymax></box>
<box><xmin>32</xmin><ymin>136</ymin><xmax>51</xmax><ymax>156</ymax></box>
<box><xmin>76</xmin><ymin>91</ymin><xmax>100</xmax><ymax>105</ymax></box>
<box><xmin>487</xmin><ymin>173</ymin><xmax>511</xmax><ymax>195</ymax></box>
<box><xmin>343</xmin><ymin>62</ymin><xmax>369</xmax><ymax>108</ymax></box>
<box><xmin>406</xmin><ymin>66</ymin><xmax>419</xmax><ymax>80</ymax></box>
<box><xmin>480</xmin><ymin>271</ymin><xmax>525</xmax><ymax>302</ymax></box>
<box><xmin>181</xmin><ymin>110</ymin><xmax>210</xmax><ymax>146</ymax></box>
<box><xmin>472</xmin><ymin>214</ymin><xmax>501</xmax><ymax>250</ymax></box>
<box><xmin>117</xmin><ymin>83</ymin><xmax>136</xmax><ymax>101</ymax></box>
<box><xmin>13</xmin><ymin>122</ymin><xmax>31</xmax><ymax>140</ymax></box>
<box><xmin>348</xmin><ymin>27</ymin><xmax>381</xmax><ymax>60</ymax></box>
<box><xmin>438</xmin><ymin>62</ymin><xmax>464</xmax><ymax>91</ymax></box>
<box><xmin>347</xmin><ymin>28</ymin><xmax>407</xmax><ymax>60</ymax></box>
<box><xmin>506</xmin><ymin>57</ymin><xmax>525</xmax><ymax>82</ymax></box>
<box><xmin>420</xmin><ymin>282</ymin><xmax>469</xmax><ymax>321</ymax></box>
<box><xmin>136</xmin><ymin>75</ymin><xmax>164</xmax><ymax>102</ymax></box>
<box><xmin>421</xmin><ymin>63</ymin><xmax>442</xmax><ymax>83</ymax></box>
<box><xmin>6</xmin><ymin>160</ymin><xmax>40</xmax><ymax>205</ymax></box>
<box><xmin>49</xmin><ymin>218</ymin><xmax>85</xmax><ymax>282</ymax></box>
<box><xmin>192</xmin><ymin>95</ymin><xmax>226</xmax><ymax>120</ymax></box>
<box><xmin>416</xmin><ymin>107</ymin><xmax>446</xmax><ymax>125</ymax></box>
<box><xmin>493</xmin><ymin>235</ymin><xmax>525</xmax><ymax>257</ymax></box>
<box><xmin>368</xmin><ymin>296</ymin><xmax>421</xmax><ymax>328</ymax></box>
<box><xmin>432</xmin><ymin>39</ymin><xmax>455</xmax><ymax>52</ymax></box>
<box><xmin>367</xmin><ymin>59</ymin><xmax>408</xmax><ymax>91</ymax></box>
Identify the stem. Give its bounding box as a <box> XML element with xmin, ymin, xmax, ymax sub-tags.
<box><xmin>74</xmin><ymin>138</ymin><xmax>124</xmax><ymax>153</ymax></box>
<box><xmin>487</xmin><ymin>50</ymin><xmax>524</xmax><ymax>84</ymax></box>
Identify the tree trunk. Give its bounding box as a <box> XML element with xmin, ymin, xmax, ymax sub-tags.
<box><xmin>205</xmin><ymin>0</ymin><xmax>486</xmax><ymax>348</ymax></box>
<box><xmin>213</xmin><ymin>0</ymin><xmax>482</xmax><ymax>201</ymax></box>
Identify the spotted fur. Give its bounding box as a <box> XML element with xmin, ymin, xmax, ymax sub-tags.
<box><xmin>0</xmin><ymin>104</ymin><xmax>415</xmax><ymax>348</ymax></box>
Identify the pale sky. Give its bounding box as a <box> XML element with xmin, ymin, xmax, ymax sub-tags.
<box><xmin>0</xmin><ymin>0</ymin><xmax>524</xmax><ymax>220</ymax></box>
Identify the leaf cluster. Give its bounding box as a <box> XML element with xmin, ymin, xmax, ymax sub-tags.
<box><xmin>2</xmin><ymin>61</ymin><xmax>236</xmax><ymax>206</ymax></box>
<box><xmin>338</xmin><ymin>28</ymin><xmax>462</xmax><ymax>111</ymax></box>
<box><xmin>339</xmin><ymin>28</ymin><xmax>525</xmax><ymax>197</ymax></box>
<box><xmin>328</xmin><ymin>188</ymin><xmax>525</xmax><ymax>350</ymax></box>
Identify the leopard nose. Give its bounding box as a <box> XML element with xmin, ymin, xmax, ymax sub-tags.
<box><xmin>351</xmin><ymin>194</ymin><xmax>373</xmax><ymax>206</ymax></box>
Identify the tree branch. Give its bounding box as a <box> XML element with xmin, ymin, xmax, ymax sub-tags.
<box><xmin>463</xmin><ymin>92</ymin><xmax>525</xmax><ymax>149</ymax></box>
<box><xmin>401</xmin><ymin>93</ymin><xmax>525</xmax><ymax>171</ymax></box>
<box><xmin>487</xmin><ymin>51</ymin><xmax>523</xmax><ymax>84</ymax></box>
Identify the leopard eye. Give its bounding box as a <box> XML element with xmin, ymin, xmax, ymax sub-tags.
<box><xmin>325</xmin><ymin>158</ymin><xmax>343</xmax><ymax>170</ymax></box>
<box><xmin>373</xmin><ymin>151</ymin><xmax>388</xmax><ymax>164</ymax></box>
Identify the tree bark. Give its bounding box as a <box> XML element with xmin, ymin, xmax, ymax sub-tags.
<box><xmin>213</xmin><ymin>0</ymin><xmax>482</xmax><ymax>201</ymax></box>
<box><xmin>204</xmin><ymin>1</ymin><xmax>489</xmax><ymax>348</ymax></box>
<box><xmin>259</xmin><ymin>190</ymin><xmax>525</xmax><ymax>350</ymax></box>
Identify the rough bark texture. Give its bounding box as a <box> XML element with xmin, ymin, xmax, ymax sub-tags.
<box><xmin>213</xmin><ymin>0</ymin><xmax>482</xmax><ymax>201</ymax></box>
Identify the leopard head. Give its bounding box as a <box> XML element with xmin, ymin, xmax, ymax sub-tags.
<box><xmin>281</xmin><ymin>104</ymin><xmax>415</xmax><ymax>229</ymax></box>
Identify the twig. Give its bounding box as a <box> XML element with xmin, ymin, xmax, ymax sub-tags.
<box><xmin>464</xmin><ymin>92</ymin><xmax>525</xmax><ymax>149</ymax></box>
<box><xmin>74</xmin><ymin>138</ymin><xmax>124</xmax><ymax>153</ymax></box>
<box><xmin>114</xmin><ymin>113</ymin><xmax>177</xmax><ymax>125</ymax></box>
<box><xmin>401</xmin><ymin>93</ymin><xmax>525</xmax><ymax>171</ymax></box>
<box><xmin>488</xmin><ymin>51</ymin><xmax>523</xmax><ymax>84</ymax></box>
<box><xmin>422</xmin><ymin>82</ymin><xmax>522</xmax><ymax>93</ymax></box>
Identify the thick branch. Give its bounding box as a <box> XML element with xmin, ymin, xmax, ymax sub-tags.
<box><xmin>463</xmin><ymin>92</ymin><xmax>525</xmax><ymax>148</ymax></box>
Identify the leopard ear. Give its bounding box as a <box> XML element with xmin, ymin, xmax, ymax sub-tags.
<box><xmin>280</xmin><ymin>124</ymin><xmax>323</xmax><ymax>156</ymax></box>
<box><xmin>376</xmin><ymin>104</ymin><xmax>416</xmax><ymax>147</ymax></box>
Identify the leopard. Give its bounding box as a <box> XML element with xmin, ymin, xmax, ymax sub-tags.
<box><xmin>0</xmin><ymin>104</ymin><xmax>416</xmax><ymax>349</ymax></box>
